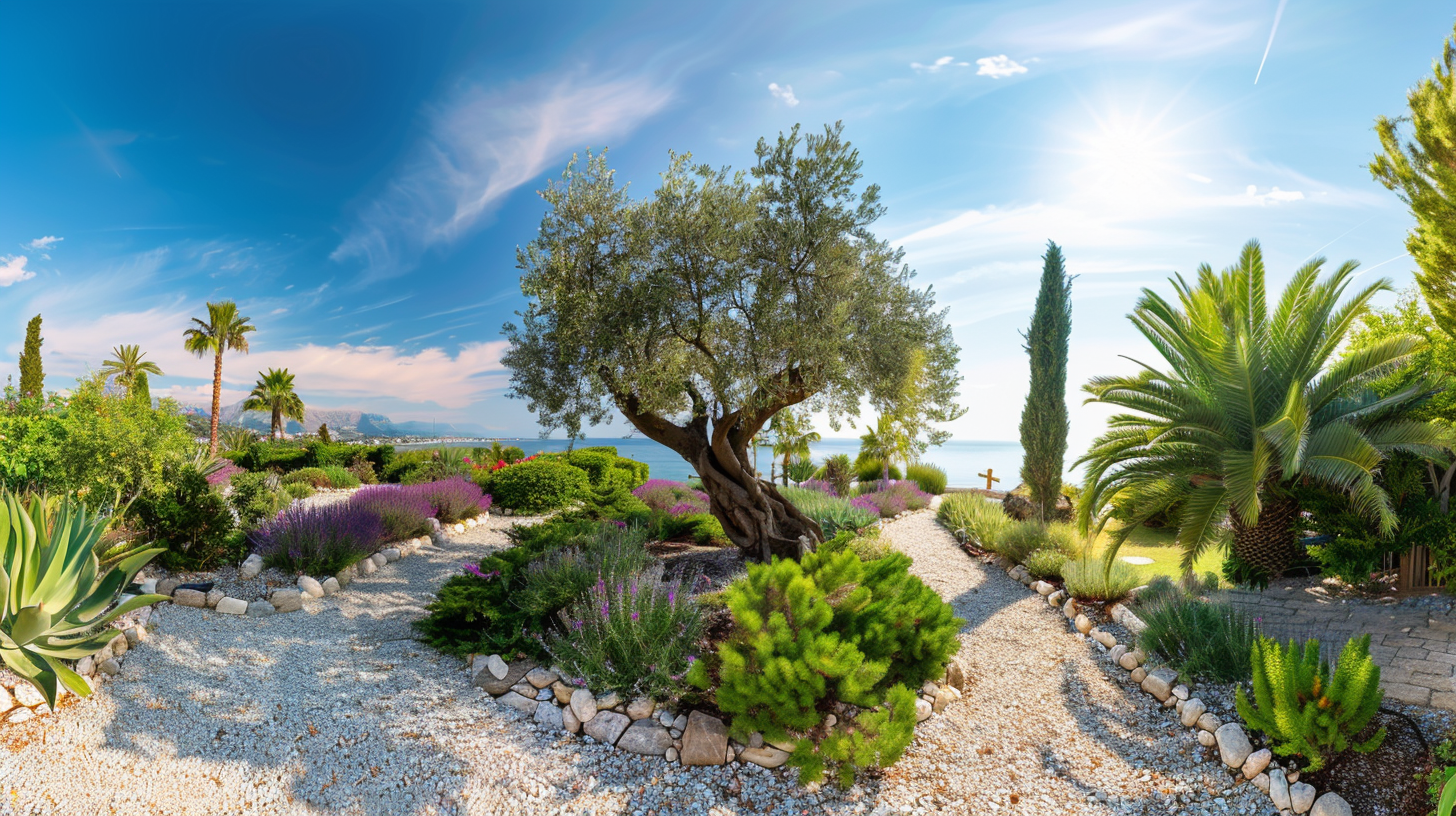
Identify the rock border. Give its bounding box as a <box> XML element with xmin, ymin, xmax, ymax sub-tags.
<box><xmin>997</xmin><ymin>554</ymin><xmax>1353</xmax><ymax>816</ymax></box>
<box><xmin>0</xmin><ymin>603</ymin><xmax>158</xmax><ymax>726</ymax></box>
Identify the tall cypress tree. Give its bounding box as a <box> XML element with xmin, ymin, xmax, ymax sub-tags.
<box><xmin>18</xmin><ymin>314</ymin><xmax>43</xmax><ymax>398</ymax></box>
<box><xmin>1018</xmin><ymin>242</ymin><xmax>1073</xmax><ymax>523</ymax></box>
<box><xmin>131</xmin><ymin>370</ymin><xmax>151</xmax><ymax>407</ymax></box>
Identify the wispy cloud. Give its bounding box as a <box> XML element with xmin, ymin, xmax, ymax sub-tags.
<box><xmin>25</xmin><ymin>236</ymin><xmax>62</xmax><ymax>251</ymax></box>
<box><xmin>990</xmin><ymin>1</ymin><xmax>1256</xmax><ymax>60</ymax></box>
<box><xmin>910</xmin><ymin>56</ymin><xmax>969</xmax><ymax>74</ymax></box>
<box><xmin>0</xmin><ymin>256</ymin><xmax>35</xmax><ymax>287</ymax></box>
<box><xmin>975</xmin><ymin>55</ymin><xmax>1028</xmax><ymax>79</ymax></box>
<box><xmin>768</xmin><ymin>82</ymin><xmax>799</xmax><ymax>106</ymax></box>
<box><xmin>332</xmin><ymin>69</ymin><xmax>674</xmax><ymax>282</ymax></box>
<box><xmin>1241</xmin><ymin>184</ymin><xmax>1304</xmax><ymax>205</ymax></box>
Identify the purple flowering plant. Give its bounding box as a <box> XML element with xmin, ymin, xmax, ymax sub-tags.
<box><xmin>250</xmin><ymin>502</ymin><xmax>386</xmax><ymax>575</ymax></box>
<box><xmin>631</xmin><ymin>479</ymin><xmax>709</xmax><ymax>516</ymax></box>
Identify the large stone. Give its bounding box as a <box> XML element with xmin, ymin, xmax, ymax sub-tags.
<box><xmin>156</xmin><ymin>578</ymin><xmax>181</xmax><ymax>596</ymax></box>
<box><xmin>1140</xmin><ymin>667</ymin><xmax>1178</xmax><ymax>701</ymax></box>
<box><xmin>247</xmin><ymin>601</ymin><xmax>276</xmax><ymax>617</ymax></box>
<box><xmin>216</xmin><ymin>597</ymin><xmax>248</xmax><ymax>615</ymax></box>
<box><xmin>0</xmin><ymin>686</ymin><xmax>13</xmax><ymax>713</ymax></box>
<box><xmin>173</xmin><ymin>588</ymin><xmax>206</xmax><ymax>608</ymax></box>
<box><xmin>1214</xmin><ymin>723</ymin><xmax>1252</xmax><ymax>768</ymax></box>
<box><xmin>525</xmin><ymin>667</ymin><xmax>559</xmax><ymax>689</ymax></box>
<box><xmin>124</xmin><ymin>627</ymin><xmax>144</xmax><ymax>647</ymax></box>
<box><xmin>1048</xmin><ymin>589</ymin><xmax>1066</xmax><ymax>607</ymax></box>
<box><xmin>1074</xmin><ymin>614</ymin><xmax>1093</xmax><ymax>635</ymax></box>
<box><xmin>680</xmin><ymin>711</ymin><xmax>728</xmax><ymax>766</ymax></box>
<box><xmin>932</xmin><ymin>685</ymin><xmax>960</xmax><ymax>713</ymax></box>
<box><xmin>915</xmin><ymin>698</ymin><xmax>932</xmax><ymax>722</ymax></box>
<box><xmin>1269</xmin><ymin>769</ymin><xmax>1291</xmax><ymax>811</ymax></box>
<box><xmin>297</xmin><ymin>576</ymin><xmax>325</xmax><ymax>598</ymax></box>
<box><xmin>498</xmin><ymin>692</ymin><xmax>539</xmax><ymax>715</ymax></box>
<box><xmin>534</xmin><ymin>701</ymin><xmax>564</xmax><ymax>729</ymax></box>
<box><xmin>583</xmin><ymin>710</ymin><xmax>630</xmax><ymax>745</ymax></box>
<box><xmin>1092</xmin><ymin>629</ymin><xmax>1117</xmax><ymax>649</ymax></box>
<box><xmin>617</xmin><ymin>720</ymin><xmax>672</xmax><ymax>755</ymax></box>
<box><xmin>75</xmin><ymin>657</ymin><xmax>94</xmax><ymax>678</ymax></box>
<box><xmin>1290</xmin><ymin>782</ymin><xmax>1316</xmax><ymax>814</ymax></box>
<box><xmin>474</xmin><ymin>659</ymin><xmax>534</xmax><ymax>697</ymax></box>
<box><xmin>1108</xmin><ymin>645</ymin><xmax>1127</xmax><ymax>665</ymax></box>
<box><xmin>562</xmin><ymin>705</ymin><xmax>582</xmax><ymax>734</ymax></box>
<box><xmin>1118</xmin><ymin>650</ymin><xmax>1142</xmax><ymax>671</ymax></box>
<box><xmin>369</xmin><ymin>553</ymin><xmax>387</xmax><ymax>569</ymax></box>
<box><xmin>626</xmin><ymin>697</ymin><xmax>655</xmax><ymax>720</ymax></box>
<box><xmin>552</xmin><ymin>681</ymin><xmax>574</xmax><ymax>705</ymax></box>
<box><xmin>205</xmin><ymin>588</ymin><xmax>225</xmax><ymax>608</ymax></box>
<box><xmin>98</xmin><ymin>658</ymin><xmax>121</xmax><ymax>676</ymax></box>
<box><xmin>335</xmin><ymin>566</ymin><xmax>354</xmax><ymax>588</ymax></box>
<box><xmin>269</xmin><ymin>589</ymin><xmax>303</xmax><ymax>613</ymax></box>
<box><xmin>569</xmin><ymin>688</ymin><xmax>598</xmax><ymax>723</ymax></box>
<box><xmin>595</xmin><ymin>691</ymin><xmax>622</xmax><ymax>710</ymax></box>
<box><xmin>1310</xmin><ymin>793</ymin><xmax>1353</xmax><ymax>816</ymax></box>
<box><xmin>1179</xmin><ymin>698</ymin><xmax>1206</xmax><ymax>728</ymax></box>
<box><xmin>1196</xmin><ymin>712</ymin><xmax>1221</xmax><ymax>732</ymax></box>
<box><xmin>382</xmin><ymin>547</ymin><xmax>402</xmax><ymax>563</ymax></box>
<box><xmin>109</xmin><ymin>633</ymin><xmax>128</xmax><ymax>656</ymax></box>
<box><xmin>321</xmin><ymin>577</ymin><xmax>341</xmax><ymax>596</ymax></box>
<box><xmin>1241</xmin><ymin>748</ymin><xmax>1271</xmax><ymax>779</ymax></box>
<box><xmin>240</xmin><ymin>554</ymin><xmax>265</xmax><ymax>580</ymax></box>
<box><xmin>1196</xmin><ymin>729</ymin><xmax>1216</xmax><ymax>747</ymax></box>
<box><xmin>944</xmin><ymin>659</ymin><xmax>964</xmax><ymax>690</ymax></box>
<box><xmin>1172</xmin><ymin>684</ymin><xmax>1190</xmax><ymax>701</ymax></box>
<box><xmin>1129</xmin><ymin>667</ymin><xmax>1147</xmax><ymax>684</ymax></box>
<box><xmin>357</xmin><ymin>557</ymin><xmax>377</xmax><ymax>576</ymax></box>
<box><xmin>1031</xmin><ymin>580</ymin><xmax>1055</xmax><ymax>595</ymax></box>
<box><xmin>1252</xmin><ymin>773</ymin><xmax>1270</xmax><ymax>793</ymax></box>
<box><xmin>485</xmin><ymin>654</ymin><xmax>509</xmax><ymax>681</ymax></box>
<box><xmin>739</xmin><ymin>745</ymin><xmax>791</xmax><ymax>768</ymax></box>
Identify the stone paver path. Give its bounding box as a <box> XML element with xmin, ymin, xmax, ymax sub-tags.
<box><xmin>1227</xmin><ymin>586</ymin><xmax>1456</xmax><ymax>708</ymax></box>
<box><xmin>0</xmin><ymin>512</ymin><xmax>1269</xmax><ymax>815</ymax></box>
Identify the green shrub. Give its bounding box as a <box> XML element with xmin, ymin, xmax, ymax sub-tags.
<box><xmin>1023</xmin><ymin>548</ymin><xmax>1068</xmax><ymax>580</ymax></box>
<box><xmin>905</xmin><ymin>463</ymin><xmax>947</xmax><ymax>495</ymax></box>
<box><xmin>412</xmin><ymin>519</ymin><xmax>623</xmax><ymax>658</ymax></box>
<box><xmin>548</xmin><ymin>564</ymin><xmax>704</xmax><ymax>698</ymax></box>
<box><xmin>283</xmin><ymin>481</ymin><xmax>315</xmax><ymax>500</ymax></box>
<box><xmin>321</xmin><ymin>465</ymin><xmax>360</xmax><ymax>489</ymax></box>
<box><xmin>781</xmin><ymin>485</ymin><xmax>878</xmax><ymax>537</ymax></box>
<box><xmin>1237</xmin><ymin>635</ymin><xmax>1385</xmax><ymax>771</ymax></box>
<box><xmin>689</xmin><ymin>548</ymin><xmax>961</xmax><ymax>785</ymax></box>
<box><xmin>854</xmin><ymin>458</ymin><xmax>901</xmax><ymax>483</ymax></box>
<box><xmin>234</xmin><ymin>441</ymin><xmax>310</xmax><ymax>473</ymax></box>
<box><xmin>818</xmin><ymin>529</ymin><xmax>892</xmax><ymax>561</ymax></box>
<box><xmin>130</xmin><ymin>466</ymin><xmax>241</xmax><ymax>571</ymax></box>
<box><xmin>1061</xmin><ymin>555</ymin><xmax>1141</xmax><ymax>603</ymax></box>
<box><xmin>501</xmin><ymin>445</ymin><xmax>526</xmax><ymax>463</ymax></box>
<box><xmin>514</xmin><ymin>525</ymin><xmax>656</xmax><ymax>617</ymax></box>
<box><xmin>230</xmin><ymin>471</ymin><xmax>293</xmax><ymax>530</ymax></box>
<box><xmin>937</xmin><ymin>493</ymin><xmax>1013</xmax><ymax>550</ymax></box>
<box><xmin>490</xmin><ymin>459</ymin><xmax>589</xmax><ymax>512</ymax></box>
<box><xmin>1136</xmin><ymin>593</ymin><xmax>1257</xmax><ymax>683</ymax></box>
<box><xmin>382</xmin><ymin>449</ymin><xmax>434</xmax><ymax>483</ymax></box>
<box><xmin>818</xmin><ymin>453</ymin><xmax>854</xmax><ymax>497</ymax></box>
<box><xmin>283</xmin><ymin>467</ymin><xmax>332</xmax><ymax>488</ymax></box>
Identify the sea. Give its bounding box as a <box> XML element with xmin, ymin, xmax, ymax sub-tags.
<box><xmin>402</xmin><ymin>437</ymin><xmax>1023</xmax><ymax>490</ymax></box>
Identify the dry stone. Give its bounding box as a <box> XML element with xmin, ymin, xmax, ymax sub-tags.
<box><xmin>498</xmin><ymin>692</ymin><xmax>538</xmax><ymax>715</ymax></box>
<box><xmin>1196</xmin><ymin>712</ymin><xmax>1221</xmax><ymax>732</ymax></box>
<box><xmin>247</xmin><ymin>601</ymin><xmax>275</xmax><ymax>617</ymax></box>
<box><xmin>239</xmin><ymin>554</ymin><xmax>264</xmax><ymax>580</ymax></box>
<box><xmin>1074</xmin><ymin>614</ymin><xmax>1093</xmax><ymax>635</ymax></box>
<box><xmin>173</xmin><ymin>588</ymin><xmax>206</xmax><ymax>608</ymax></box>
<box><xmin>1179</xmin><ymin>698</ymin><xmax>1206</xmax><ymax>728</ymax></box>
<box><xmin>13</xmin><ymin>683</ymin><xmax>44</xmax><ymax>708</ymax></box>
<box><xmin>1141</xmin><ymin>667</ymin><xmax>1177</xmax><ymax>700</ymax></box>
<box><xmin>534</xmin><ymin>701</ymin><xmax>564</xmax><ymax>729</ymax></box>
<box><xmin>739</xmin><ymin>745</ymin><xmax>791</xmax><ymax>769</ymax></box>
<box><xmin>298</xmin><ymin>576</ymin><xmax>324</xmax><ymax>598</ymax></box>
<box><xmin>1290</xmin><ymin>782</ymin><xmax>1316</xmax><ymax>814</ymax></box>
<box><xmin>1269</xmin><ymin>769</ymin><xmax>1291</xmax><ymax>811</ymax></box>
<box><xmin>216</xmin><ymin>597</ymin><xmax>248</xmax><ymax>615</ymax></box>
<box><xmin>474</xmin><ymin>660</ymin><xmax>533</xmax><ymax>696</ymax></box>
<box><xmin>626</xmin><ymin>697</ymin><xmax>655</xmax><ymax>720</ymax></box>
<box><xmin>1242</xmin><ymin>748</ymin><xmax>1271</xmax><ymax>779</ymax></box>
<box><xmin>1310</xmin><ymin>793</ymin><xmax>1352</xmax><ymax>816</ymax></box>
<box><xmin>205</xmin><ymin>588</ymin><xmax>225</xmax><ymax>608</ymax></box>
<box><xmin>1214</xmin><ymin>723</ymin><xmax>1252</xmax><ymax>768</ymax></box>
<box><xmin>485</xmin><ymin>654</ymin><xmax>508</xmax><ymax>681</ymax></box>
<box><xmin>569</xmin><ymin>689</ymin><xmax>597</xmax><ymax>723</ymax></box>
<box><xmin>382</xmin><ymin>547</ymin><xmax>402</xmax><ymax>563</ymax></box>
<box><xmin>562</xmin><ymin>705</ymin><xmax>581</xmax><ymax>734</ymax></box>
<box><xmin>335</xmin><ymin>566</ymin><xmax>354</xmax><ymax>588</ymax></box>
<box><xmin>680</xmin><ymin>711</ymin><xmax>728</xmax><ymax>766</ymax></box>
<box><xmin>617</xmin><ymin>720</ymin><xmax>672</xmax><ymax>755</ymax></box>
<box><xmin>583</xmin><ymin>710</ymin><xmax>630</xmax><ymax>745</ymax></box>
<box><xmin>525</xmin><ymin>667</ymin><xmax>558</xmax><ymax>688</ymax></box>
<box><xmin>321</xmin><ymin>577</ymin><xmax>341</xmax><ymax>596</ymax></box>
<box><xmin>269</xmin><ymin>589</ymin><xmax>303</xmax><ymax>613</ymax></box>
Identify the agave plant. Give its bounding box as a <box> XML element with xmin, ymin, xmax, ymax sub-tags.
<box><xmin>0</xmin><ymin>490</ymin><xmax>166</xmax><ymax>708</ymax></box>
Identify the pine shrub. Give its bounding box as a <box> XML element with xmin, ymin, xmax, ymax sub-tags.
<box><xmin>1236</xmin><ymin>634</ymin><xmax>1385</xmax><ymax>771</ymax></box>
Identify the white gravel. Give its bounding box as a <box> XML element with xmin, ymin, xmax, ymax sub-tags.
<box><xmin>0</xmin><ymin>511</ymin><xmax>1272</xmax><ymax>816</ymax></box>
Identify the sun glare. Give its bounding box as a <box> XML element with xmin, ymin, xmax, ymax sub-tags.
<box><xmin>1065</xmin><ymin>108</ymin><xmax>1193</xmax><ymax>212</ymax></box>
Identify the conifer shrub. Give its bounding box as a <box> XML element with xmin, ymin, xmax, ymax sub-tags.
<box><xmin>688</xmin><ymin>548</ymin><xmax>962</xmax><ymax>785</ymax></box>
<box><xmin>1136</xmin><ymin>592</ymin><xmax>1257</xmax><ymax>683</ymax></box>
<box><xmin>1236</xmin><ymin>634</ymin><xmax>1385</xmax><ymax>771</ymax></box>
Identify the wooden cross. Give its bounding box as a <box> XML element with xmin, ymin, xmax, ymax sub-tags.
<box><xmin>978</xmin><ymin>468</ymin><xmax>1000</xmax><ymax>490</ymax></box>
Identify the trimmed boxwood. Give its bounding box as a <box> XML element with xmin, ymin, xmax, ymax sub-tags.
<box><xmin>490</xmin><ymin>459</ymin><xmax>589</xmax><ymax>513</ymax></box>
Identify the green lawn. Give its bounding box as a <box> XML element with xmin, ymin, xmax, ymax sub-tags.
<box><xmin>1086</xmin><ymin>524</ymin><xmax>1225</xmax><ymax>585</ymax></box>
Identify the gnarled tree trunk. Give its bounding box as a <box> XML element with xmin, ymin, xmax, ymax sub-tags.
<box><xmin>1229</xmin><ymin>496</ymin><xmax>1303</xmax><ymax>578</ymax></box>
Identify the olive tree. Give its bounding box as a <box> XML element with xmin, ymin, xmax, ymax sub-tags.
<box><xmin>503</xmin><ymin>124</ymin><xmax>962</xmax><ymax>561</ymax></box>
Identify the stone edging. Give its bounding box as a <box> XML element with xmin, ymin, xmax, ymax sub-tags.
<box><xmin>997</xmin><ymin>556</ymin><xmax>1354</xmax><ymax>816</ymax></box>
<box><xmin>143</xmin><ymin>514</ymin><xmax>491</xmax><ymax>617</ymax></box>
<box><xmin>0</xmin><ymin>605</ymin><xmax>155</xmax><ymax>726</ymax></box>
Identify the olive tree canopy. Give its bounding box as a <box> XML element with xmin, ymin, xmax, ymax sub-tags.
<box><xmin>503</xmin><ymin>123</ymin><xmax>962</xmax><ymax>560</ymax></box>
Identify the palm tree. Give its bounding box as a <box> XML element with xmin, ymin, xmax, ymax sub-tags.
<box><xmin>1076</xmin><ymin>240</ymin><xmax>1446</xmax><ymax>578</ymax></box>
<box><xmin>858</xmin><ymin>414</ymin><xmax>913</xmax><ymax>482</ymax></box>
<box><xmin>183</xmin><ymin>301</ymin><xmax>256</xmax><ymax>454</ymax></box>
<box><xmin>99</xmin><ymin>344</ymin><xmax>164</xmax><ymax>395</ymax></box>
<box><xmin>770</xmin><ymin>410</ymin><xmax>821</xmax><ymax>486</ymax></box>
<box><xmin>242</xmin><ymin>368</ymin><xmax>305</xmax><ymax>441</ymax></box>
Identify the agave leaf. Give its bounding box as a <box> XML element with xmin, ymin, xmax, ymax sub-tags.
<box><xmin>10</xmin><ymin>605</ymin><xmax>51</xmax><ymax>645</ymax></box>
<box><xmin>54</xmin><ymin>593</ymin><xmax>167</xmax><ymax>634</ymax></box>
<box><xmin>0</xmin><ymin>645</ymin><xmax>60</xmax><ymax>709</ymax></box>
<box><xmin>43</xmin><ymin>653</ymin><xmax>93</xmax><ymax>699</ymax></box>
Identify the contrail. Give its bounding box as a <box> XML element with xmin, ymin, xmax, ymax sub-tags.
<box><xmin>1254</xmin><ymin>0</ymin><xmax>1289</xmax><ymax>85</ymax></box>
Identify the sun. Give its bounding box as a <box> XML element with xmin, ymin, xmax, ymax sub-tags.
<box><xmin>1064</xmin><ymin>107</ymin><xmax>1192</xmax><ymax>212</ymax></box>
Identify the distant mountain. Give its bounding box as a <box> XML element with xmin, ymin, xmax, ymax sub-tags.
<box><xmin>200</xmin><ymin>400</ymin><xmax>492</xmax><ymax>439</ymax></box>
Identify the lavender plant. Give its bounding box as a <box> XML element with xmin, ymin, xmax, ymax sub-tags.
<box><xmin>250</xmin><ymin>502</ymin><xmax>385</xmax><ymax>575</ymax></box>
<box><xmin>515</xmin><ymin>524</ymin><xmax>656</xmax><ymax>617</ymax></box>
<box><xmin>631</xmin><ymin>479</ymin><xmax>709</xmax><ymax>515</ymax></box>
<box><xmin>408</xmin><ymin>477</ymin><xmax>486</xmax><ymax>523</ymax></box>
<box><xmin>547</xmin><ymin>565</ymin><xmax>704</xmax><ymax>699</ymax></box>
<box><xmin>349</xmin><ymin>485</ymin><xmax>434</xmax><ymax>540</ymax></box>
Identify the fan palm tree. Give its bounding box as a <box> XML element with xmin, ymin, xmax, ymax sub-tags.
<box><xmin>183</xmin><ymin>301</ymin><xmax>256</xmax><ymax>454</ymax></box>
<box><xmin>858</xmin><ymin>413</ymin><xmax>913</xmax><ymax>482</ymax></box>
<box><xmin>99</xmin><ymin>344</ymin><xmax>164</xmax><ymax>395</ymax></box>
<box><xmin>770</xmin><ymin>410</ymin><xmax>821</xmax><ymax>486</ymax></box>
<box><xmin>1076</xmin><ymin>240</ymin><xmax>1446</xmax><ymax>578</ymax></box>
<box><xmin>242</xmin><ymin>368</ymin><xmax>305</xmax><ymax>441</ymax></box>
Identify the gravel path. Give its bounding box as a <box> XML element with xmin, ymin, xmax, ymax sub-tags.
<box><xmin>0</xmin><ymin>513</ymin><xmax>1270</xmax><ymax>816</ymax></box>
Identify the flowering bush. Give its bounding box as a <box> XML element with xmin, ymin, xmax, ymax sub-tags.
<box><xmin>782</xmin><ymin>485</ymin><xmax>878</xmax><ymax>537</ymax></box>
<box><xmin>632</xmin><ymin>479</ymin><xmax>709</xmax><ymax>516</ymax></box>
<box><xmin>800</xmin><ymin>479</ymin><xmax>838</xmax><ymax>496</ymax></box>
<box><xmin>515</xmin><ymin>524</ymin><xmax>655</xmax><ymax>617</ymax></box>
<box><xmin>408</xmin><ymin>476</ymin><xmax>486</xmax><ymax>523</ymax></box>
<box><xmin>207</xmin><ymin>462</ymin><xmax>246</xmax><ymax>486</ymax></box>
<box><xmin>251</xmin><ymin>502</ymin><xmax>385</xmax><ymax>575</ymax></box>
<box><xmin>547</xmin><ymin>565</ymin><xmax>704</xmax><ymax>699</ymax></box>
<box><xmin>852</xmin><ymin>481</ymin><xmax>932</xmax><ymax>518</ymax></box>
<box><xmin>350</xmin><ymin>484</ymin><xmax>434</xmax><ymax>540</ymax></box>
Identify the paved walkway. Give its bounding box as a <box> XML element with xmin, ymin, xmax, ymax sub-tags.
<box><xmin>0</xmin><ymin>513</ymin><xmax>1267</xmax><ymax>816</ymax></box>
<box><xmin>1226</xmin><ymin>586</ymin><xmax>1456</xmax><ymax>708</ymax></box>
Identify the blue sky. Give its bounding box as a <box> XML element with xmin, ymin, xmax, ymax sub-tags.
<box><xmin>0</xmin><ymin>1</ymin><xmax>1451</xmax><ymax>456</ymax></box>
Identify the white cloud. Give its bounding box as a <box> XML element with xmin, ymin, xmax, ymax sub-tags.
<box><xmin>1243</xmin><ymin>184</ymin><xmax>1305</xmax><ymax>205</ymax></box>
<box><xmin>25</xmin><ymin>236</ymin><xmax>62</xmax><ymax>251</ymax></box>
<box><xmin>768</xmin><ymin>82</ymin><xmax>799</xmax><ymax>106</ymax></box>
<box><xmin>975</xmin><ymin>55</ymin><xmax>1028</xmax><ymax>79</ymax></box>
<box><xmin>910</xmin><ymin>56</ymin><xmax>969</xmax><ymax>73</ymax></box>
<box><xmin>0</xmin><ymin>256</ymin><xmax>34</xmax><ymax>286</ymax></box>
<box><xmin>1186</xmin><ymin>172</ymin><xmax>1212</xmax><ymax>184</ymax></box>
<box><xmin>332</xmin><ymin>70</ymin><xmax>674</xmax><ymax>281</ymax></box>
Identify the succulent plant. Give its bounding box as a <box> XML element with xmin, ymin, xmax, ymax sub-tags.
<box><xmin>0</xmin><ymin>490</ymin><xmax>166</xmax><ymax>708</ymax></box>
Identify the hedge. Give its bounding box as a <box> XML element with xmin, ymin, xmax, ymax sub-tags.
<box><xmin>489</xmin><ymin>459</ymin><xmax>590</xmax><ymax>513</ymax></box>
